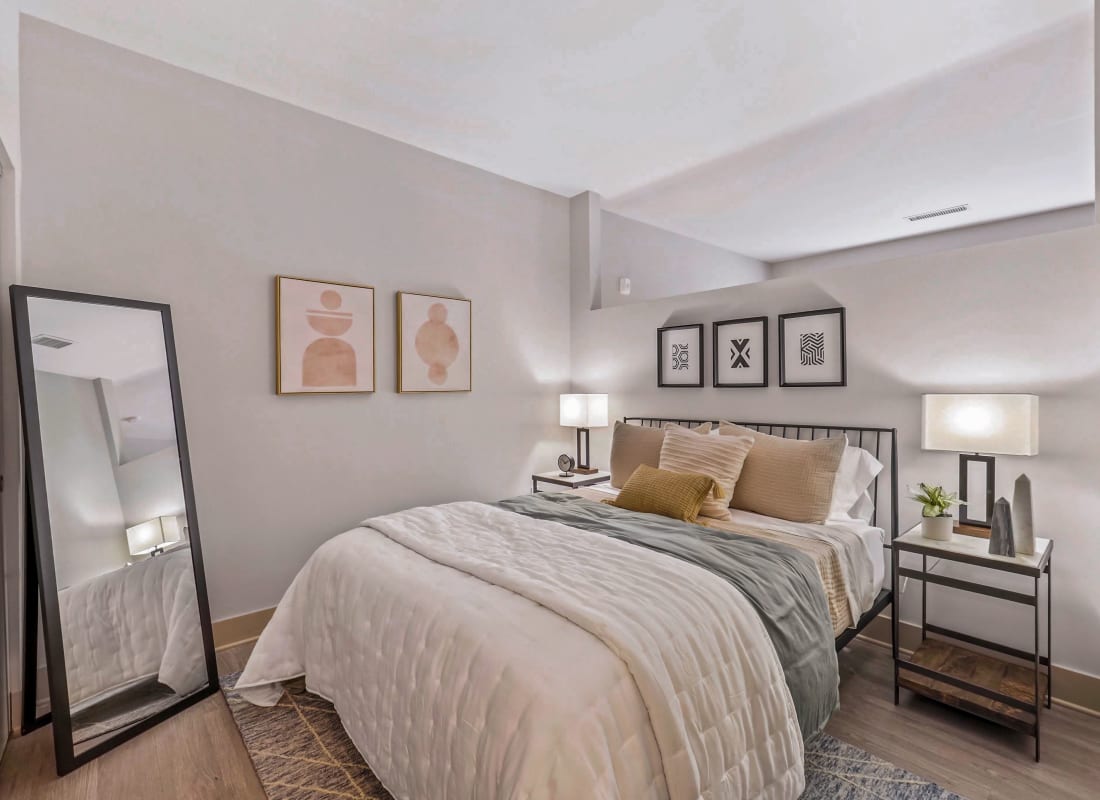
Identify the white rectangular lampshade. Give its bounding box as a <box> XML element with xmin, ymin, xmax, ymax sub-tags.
<box><xmin>922</xmin><ymin>394</ymin><xmax>1039</xmax><ymax>455</ymax></box>
<box><xmin>126</xmin><ymin>515</ymin><xmax>183</xmax><ymax>556</ymax></box>
<box><xmin>559</xmin><ymin>393</ymin><xmax>609</xmax><ymax>428</ymax></box>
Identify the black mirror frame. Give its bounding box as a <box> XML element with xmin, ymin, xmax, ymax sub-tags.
<box><xmin>10</xmin><ymin>285</ymin><xmax>219</xmax><ymax>775</ymax></box>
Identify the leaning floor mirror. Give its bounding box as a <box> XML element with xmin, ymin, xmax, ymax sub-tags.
<box><xmin>11</xmin><ymin>286</ymin><xmax>217</xmax><ymax>775</ymax></box>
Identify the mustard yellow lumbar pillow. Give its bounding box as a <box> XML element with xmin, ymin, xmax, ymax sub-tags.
<box><xmin>607</xmin><ymin>463</ymin><xmax>722</xmax><ymax>523</ymax></box>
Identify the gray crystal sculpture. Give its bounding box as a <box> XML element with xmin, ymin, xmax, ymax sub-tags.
<box><xmin>1012</xmin><ymin>474</ymin><xmax>1035</xmax><ymax>555</ymax></box>
<box><xmin>989</xmin><ymin>497</ymin><xmax>1016</xmax><ymax>557</ymax></box>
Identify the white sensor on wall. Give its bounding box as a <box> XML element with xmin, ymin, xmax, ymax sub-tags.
<box><xmin>619</xmin><ymin>277</ymin><xmax>631</xmax><ymax>296</ymax></box>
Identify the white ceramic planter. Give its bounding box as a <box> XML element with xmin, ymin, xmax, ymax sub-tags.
<box><xmin>921</xmin><ymin>515</ymin><xmax>954</xmax><ymax>541</ymax></box>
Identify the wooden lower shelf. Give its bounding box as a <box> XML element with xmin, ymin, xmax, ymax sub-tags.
<box><xmin>898</xmin><ymin>638</ymin><xmax>1046</xmax><ymax>733</ymax></box>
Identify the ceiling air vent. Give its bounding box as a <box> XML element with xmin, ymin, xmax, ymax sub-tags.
<box><xmin>31</xmin><ymin>334</ymin><xmax>74</xmax><ymax>349</ymax></box>
<box><xmin>905</xmin><ymin>204</ymin><xmax>968</xmax><ymax>222</ymax></box>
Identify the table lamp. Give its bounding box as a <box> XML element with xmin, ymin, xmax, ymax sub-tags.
<box><xmin>921</xmin><ymin>394</ymin><xmax>1039</xmax><ymax>527</ymax></box>
<box><xmin>559</xmin><ymin>393</ymin><xmax>608</xmax><ymax>475</ymax></box>
<box><xmin>127</xmin><ymin>515</ymin><xmax>183</xmax><ymax>557</ymax></box>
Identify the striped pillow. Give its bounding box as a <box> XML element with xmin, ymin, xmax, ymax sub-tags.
<box><xmin>658</xmin><ymin>424</ymin><xmax>753</xmax><ymax>520</ymax></box>
<box><xmin>719</xmin><ymin>422</ymin><xmax>846</xmax><ymax>523</ymax></box>
<box><xmin>608</xmin><ymin>464</ymin><xmax>720</xmax><ymax>523</ymax></box>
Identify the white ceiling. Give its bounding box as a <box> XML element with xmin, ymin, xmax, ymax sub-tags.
<box><xmin>28</xmin><ymin>297</ymin><xmax>168</xmax><ymax>382</ymax></box>
<box><xmin>21</xmin><ymin>1</ymin><xmax>1096</xmax><ymax>260</ymax></box>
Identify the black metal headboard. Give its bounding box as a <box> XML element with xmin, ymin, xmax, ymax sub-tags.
<box><xmin>623</xmin><ymin>417</ymin><xmax>900</xmax><ymax>540</ymax></box>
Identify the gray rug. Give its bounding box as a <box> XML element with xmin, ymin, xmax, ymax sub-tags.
<box><xmin>222</xmin><ymin>674</ymin><xmax>965</xmax><ymax>800</ymax></box>
<box><xmin>804</xmin><ymin>733</ymin><xmax>966</xmax><ymax>799</ymax></box>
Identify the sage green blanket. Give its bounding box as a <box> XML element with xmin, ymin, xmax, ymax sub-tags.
<box><xmin>497</xmin><ymin>492</ymin><xmax>839</xmax><ymax>739</ymax></box>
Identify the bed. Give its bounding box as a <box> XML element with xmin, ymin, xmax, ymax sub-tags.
<box><xmin>235</xmin><ymin>418</ymin><xmax>898</xmax><ymax>800</ymax></box>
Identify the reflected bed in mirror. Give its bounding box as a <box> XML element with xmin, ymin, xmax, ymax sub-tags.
<box><xmin>11</xmin><ymin>286</ymin><xmax>217</xmax><ymax>774</ymax></box>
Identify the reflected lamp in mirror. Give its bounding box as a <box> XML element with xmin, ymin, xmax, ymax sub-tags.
<box><xmin>921</xmin><ymin>394</ymin><xmax>1039</xmax><ymax>527</ymax></box>
<box><xmin>126</xmin><ymin>515</ymin><xmax>182</xmax><ymax>557</ymax></box>
<box><xmin>560</xmin><ymin>393</ymin><xmax>608</xmax><ymax>475</ymax></box>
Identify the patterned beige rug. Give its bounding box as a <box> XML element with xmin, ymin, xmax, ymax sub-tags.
<box><xmin>223</xmin><ymin>675</ymin><xmax>392</xmax><ymax>799</ymax></box>
<box><xmin>223</xmin><ymin>674</ymin><xmax>964</xmax><ymax>800</ymax></box>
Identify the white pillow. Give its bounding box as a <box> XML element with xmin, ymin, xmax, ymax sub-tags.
<box><xmin>849</xmin><ymin>491</ymin><xmax>875</xmax><ymax>524</ymax></box>
<box><xmin>828</xmin><ymin>446</ymin><xmax>883</xmax><ymax>521</ymax></box>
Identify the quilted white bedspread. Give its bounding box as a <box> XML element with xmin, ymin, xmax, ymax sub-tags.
<box><xmin>235</xmin><ymin>502</ymin><xmax>804</xmax><ymax>800</ymax></box>
<box><xmin>59</xmin><ymin>547</ymin><xmax>206</xmax><ymax>706</ymax></box>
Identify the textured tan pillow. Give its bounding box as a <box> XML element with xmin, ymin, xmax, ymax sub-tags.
<box><xmin>607</xmin><ymin>464</ymin><xmax>720</xmax><ymax>523</ymax></box>
<box><xmin>719</xmin><ymin>422</ymin><xmax>846</xmax><ymax>523</ymax></box>
<box><xmin>609</xmin><ymin>421</ymin><xmax>709</xmax><ymax>487</ymax></box>
<box><xmin>609</xmin><ymin>422</ymin><xmax>664</xmax><ymax>488</ymax></box>
<box><xmin>658</xmin><ymin>425</ymin><xmax>753</xmax><ymax>520</ymax></box>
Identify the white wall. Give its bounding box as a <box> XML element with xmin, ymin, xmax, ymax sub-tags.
<box><xmin>0</xmin><ymin>4</ymin><xmax>18</xmax><ymax>172</ymax></box>
<box><xmin>0</xmin><ymin>125</ymin><xmax>10</xmax><ymax>750</ymax></box>
<box><xmin>17</xmin><ymin>18</ymin><xmax>571</xmax><ymax>623</ymax></box>
<box><xmin>116</xmin><ymin>447</ymin><xmax>186</xmax><ymax>529</ymax></box>
<box><xmin>35</xmin><ymin>372</ymin><xmax>130</xmax><ymax>589</ymax></box>
<box><xmin>600</xmin><ymin>212</ymin><xmax>770</xmax><ymax>307</ymax></box>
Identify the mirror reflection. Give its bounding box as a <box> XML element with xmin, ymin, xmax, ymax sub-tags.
<box><xmin>28</xmin><ymin>297</ymin><xmax>207</xmax><ymax>750</ymax></box>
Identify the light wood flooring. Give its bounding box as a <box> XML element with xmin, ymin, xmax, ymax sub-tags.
<box><xmin>1</xmin><ymin>638</ymin><xmax>1097</xmax><ymax>799</ymax></box>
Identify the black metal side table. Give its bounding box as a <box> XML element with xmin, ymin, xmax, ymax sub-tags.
<box><xmin>892</xmin><ymin>525</ymin><xmax>1052</xmax><ymax>761</ymax></box>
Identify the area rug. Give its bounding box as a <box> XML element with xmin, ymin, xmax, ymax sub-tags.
<box><xmin>222</xmin><ymin>674</ymin><xmax>965</xmax><ymax>799</ymax></box>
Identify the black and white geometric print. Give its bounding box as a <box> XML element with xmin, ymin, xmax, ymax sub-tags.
<box><xmin>799</xmin><ymin>332</ymin><xmax>825</xmax><ymax>366</ymax></box>
<box><xmin>730</xmin><ymin>338</ymin><xmax>750</xmax><ymax>368</ymax></box>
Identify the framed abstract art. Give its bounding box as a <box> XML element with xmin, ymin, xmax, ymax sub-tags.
<box><xmin>657</xmin><ymin>323</ymin><xmax>704</xmax><ymax>387</ymax></box>
<box><xmin>778</xmin><ymin>307</ymin><xmax>846</xmax><ymax>387</ymax></box>
<box><xmin>275</xmin><ymin>276</ymin><xmax>375</xmax><ymax>394</ymax></box>
<box><xmin>397</xmin><ymin>291</ymin><xmax>472</xmax><ymax>392</ymax></box>
<box><xmin>713</xmin><ymin>316</ymin><xmax>768</xmax><ymax>388</ymax></box>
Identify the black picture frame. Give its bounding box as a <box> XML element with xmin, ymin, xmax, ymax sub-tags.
<box><xmin>11</xmin><ymin>285</ymin><xmax>219</xmax><ymax>776</ymax></box>
<box><xmin>778</xmin><ymin>307</ymin><xmax>847</xmax><ymax>387</ymax></box>
<box><xmin>657</xmin><ymin>323</ymin><xmax>704</xmax><ymax>387</ymax></box>
<box><xmin>712</xmin><ymin>316</ymin><xmax>768</xmax><ymax>388</ymax></box>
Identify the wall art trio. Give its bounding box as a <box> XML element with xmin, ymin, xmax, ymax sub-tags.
<box><xmin>658</xmin><ymin>307</ymin><xmax>845</xmax><ymax>388</ymax></box>
<box><xmin>275</xmin><ymin>276</ymin><xmax>472</xmax><ymax>395</ymax></box>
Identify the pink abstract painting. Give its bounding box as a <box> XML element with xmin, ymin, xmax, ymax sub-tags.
<box><xmin>277</xmin><ymin>276</ymin><xmax>375</xmax><ymax>394</ymax></box>
<box><xmin>397</xmin><ymin>292</ymin><xmax>471</xmax><ymax>392</ymax></box>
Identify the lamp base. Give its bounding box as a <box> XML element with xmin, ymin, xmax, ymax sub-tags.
<box><xmin>574</xmin><ymin>466</ymin><xmax>599</xmax><ymax>475</ymax></box>
<box><xmin>959</xmin><ymin>453</ymin><xmax>995</xmax><ymax>528</ymax></box>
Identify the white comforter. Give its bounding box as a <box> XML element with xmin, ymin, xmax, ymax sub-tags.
<box><xmin>59</xmin><ymin>547</ymin><xmax>206</xmax><ymax>706</ymax></box>
<box><xmin>236</xmin><ymin>502</ymin><xmax>804</xmax><ymax>800</ymax></box>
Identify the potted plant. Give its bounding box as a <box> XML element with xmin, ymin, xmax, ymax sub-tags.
<box><xmin>910</xmin><ymin>483</ymin><xmax>961</xmax><ymax>541</ymax></box>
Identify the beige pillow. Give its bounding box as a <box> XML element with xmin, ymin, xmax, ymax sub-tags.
<box><xmin>609</xmin><ymin>422</ymin><xmax>664</xmax><ymax>488</ymax></box>
<box><xmin>719</xmin><ymin>422</ymin><xmax>846</xmax><ymax>523</ymax></box>
<box><xmin>658</xmin><ymin>425</ymin><xmax>752</xmax><ymax>519</ymax></box>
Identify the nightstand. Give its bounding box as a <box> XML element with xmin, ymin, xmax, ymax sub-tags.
<box><xmin>892</xmin><ymin>525</ymin><xmax>1052</xmax><ymax>761</ymax></box>
<box><xmin>531</xmin><ymin>470</ymin><xmax>611</xmax><ymax>493</ymax></box>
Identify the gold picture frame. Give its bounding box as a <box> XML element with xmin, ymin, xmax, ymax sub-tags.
<box><xmin>275</xmin><ymin>275</ymin><xmax>376</xmax><ymax>395</ymax></box>
<box><xmin>396</xmin><ymin>291</ymin><xmax>472</xmax><ymax>393</ymax></box>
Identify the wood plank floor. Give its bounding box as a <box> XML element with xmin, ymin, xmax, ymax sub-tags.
<box><xmin>2</xmin><ymin>637</ymin><xmax>1097</xmax><ymax>799</ymax></box>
